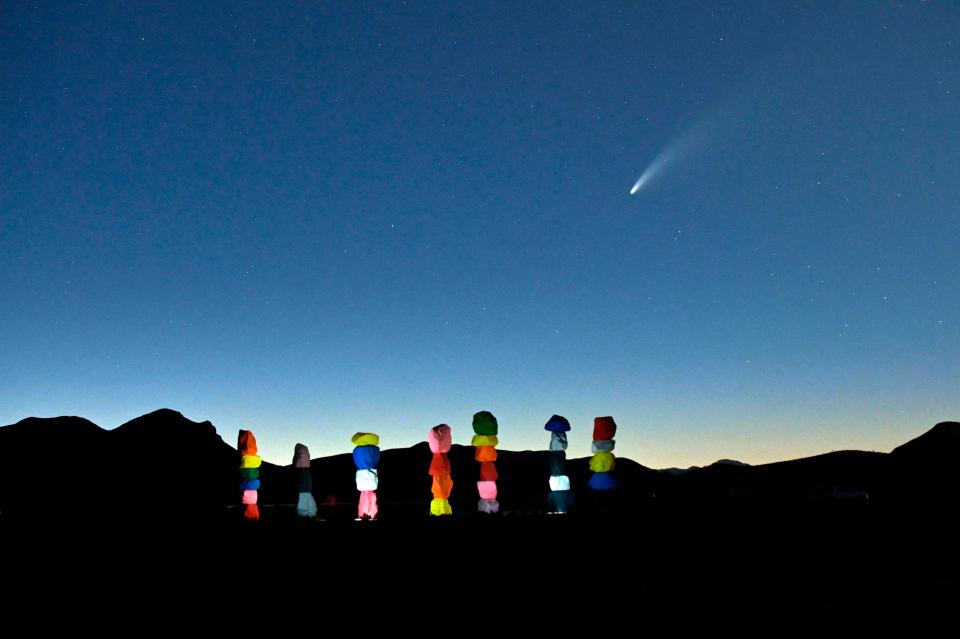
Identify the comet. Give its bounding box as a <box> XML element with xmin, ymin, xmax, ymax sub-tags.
<box><xmin>629</xmin><ymin>126</ymin><xmax>702</xmax><ymax>195</ymax></box>
<box><xmin>630</xmin><ymin>156</ymin><xmax>671</xmax><ymax>194</ymax></box>
<box><xmin>629</xmin><ymin>98</ymin><xmax>740</xmax><ymax>195</ymax></box>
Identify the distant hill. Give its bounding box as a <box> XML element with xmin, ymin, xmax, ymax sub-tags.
<box><xmin>887</xmin><ymin>421</ymin><xmax>960</xmax><ymax>502</ymax></box>
<box><xmin>714</xmin><ymin>459</ymin><xmax>750</xmax><ymax>467</ymax></box>
<box><xmin>658</xmin><ymin>459</ymin><xmax>749</xmax><ymax>477</ymax></box>
<box><xmin>891</xmin><ymin>421</ymin><xmax>960</xmax><ymax>464</ymax></box>
<box><xmin>0</xmin><ymin>410</ymin><xmax>957</xmax><ymax>519</ymax></box>
<box><xmin>0</xmin><ymin>409</ymin><xmax>242</xmax><ymax>516</ymax></box>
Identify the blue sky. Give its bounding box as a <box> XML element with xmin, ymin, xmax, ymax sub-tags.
<box><xmin>2</xmin><ymin>1</ymin><xmax>958</xmax><ymax>467</ymax></box>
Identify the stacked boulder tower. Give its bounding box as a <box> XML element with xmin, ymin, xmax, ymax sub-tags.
<box><xmin>352</xmin><ymin>432</ymin><xmax>381</xmax><ymax>520</ymax></box>
<box><xmin>587</xmin><ymin>416</ymin><xmax>618</xmax><ymax>492</ymax></box>
<box><xmin>472</xmin><ymin>411</ymin><xmax>500</xmax><ymax>514</ymax></box>
<box><xmin>428</xmin><ymin>424</ymin><xmax>454</xmax><ymax>516</ymax></box>
<box><xmin>293</xmin><ymin>443</ymin><xmax>317</xmax><ymax>519</ymax></box>
<box><xmin>544</xmin><ymin>415</ymin><xmax>573</xmax><ymax>514</ymax></box>
<box><xmin>238</xmin><ymin>430</ymin><xmax>260</xmax><ymax>521</ymax></box>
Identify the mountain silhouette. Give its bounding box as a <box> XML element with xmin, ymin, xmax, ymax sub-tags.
<box><xmin>887</xmin><ymin>421</ymin><xmax>960</xmax><ymax>503</ymax></box>
<box><xmin>0</xmin><ymin>409</ymin><xmax>246</xmax><ymax>517</ymax></box>
<box><xmin>891</xmin><ymin>421</ymin><xmax>960</xmax><ymax>463</ymax></box>
<box><xmin>0</xmin><ymin>409</ymin><xmax>957</xmax><ymax>519</ymax></box>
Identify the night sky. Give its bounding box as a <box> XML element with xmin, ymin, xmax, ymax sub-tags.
<box><xmin>2</xmin><ymin>2</ymin><xmax>958</xmax><ymax>468</ymax></box>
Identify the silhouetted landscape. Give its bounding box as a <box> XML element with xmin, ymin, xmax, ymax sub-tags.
<box><xmin>1</xmin><ymin>409</ymin><xmax>957</xmax><ymax>621</ymax></box>
<box><xmin>1</xmin><ymin>408</ymin><xmax>958</xmax><ymax>519</ymax></box>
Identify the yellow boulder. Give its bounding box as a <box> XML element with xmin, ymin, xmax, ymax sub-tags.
<box><xmin>351</xmin><ymin>432</ymin><xmax>380</xmax><ymax>446</ymax></box>
<box><xmin>589</xmin><ymin>452</ymin><xmax>616</xmax><ymax>473</ymax></box>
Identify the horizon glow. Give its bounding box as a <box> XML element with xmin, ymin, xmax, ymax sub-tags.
<box><xmin>2</xmin><ymin>2</ymin><xmax>958</xmax><ymax>470</ymax></box>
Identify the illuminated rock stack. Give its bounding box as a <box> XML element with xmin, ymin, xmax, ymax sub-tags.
<box><xmin>293</xmin><ymin>443</ymin><xmax>317</xmax><ymax>519</ymax></box>
<box><xmin>587</xmin><ymin>416</ymin><xmax>618</xmax><ymax>492</ymax></box>
<box><xmin>238</xmin><ymin>430</ymin><xmax>261</xmax><ymax>521</ymax></box>
<box><xmin>428</xmin><ymin>424</ymin><xmax>454</xmax><ymax>516</ymax></box>
<box><xmin>544</xmin><ymin>415</ymin><xmax>573</xmax><ymax>514</ymax></box>
<box><xmin>352</xmin><ymin>432</ymin><xmax>381</xmax><ymax>520</ymax></box>
<box><xmin>472</xmin><ymin>411</ymin><xmax>499</xmax><ymax>514</ymax></box>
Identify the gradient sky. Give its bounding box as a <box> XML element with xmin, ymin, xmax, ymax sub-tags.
<box><xmin>2</xmin><ymin>1</ymin><xmax>958</xmax><ymax>468</ymax></box>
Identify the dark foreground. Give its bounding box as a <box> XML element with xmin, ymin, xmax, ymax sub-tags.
<box><xmin>2</xmin><ymin>502</ymin><xmax>957</xmax><ymax>627</ymax></box>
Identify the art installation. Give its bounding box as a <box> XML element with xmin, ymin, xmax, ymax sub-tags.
<box><xmin>544</xmin><ymin>415</ymin><xmax>573</xmax><ymax>513</ymax></box>
<box><xmin>428</xmin><ymin>424</ymin><xmax>454</xmax><ymax>516</ymax></box>
<box><xmin>238</xmin><ymin>429</ymin><xmax>261</xmax><ymax>521</ymax></box>
<box><xmin>293</xmin><ymin>443</ymin><xmax>317</xmax><ymax>519</ymax></box>
<box><xmin>472</xmin><ymin>411</ymin><xmax>500</xmax><ymax>513</ymax></box>
<box><xmin>352</xmin><ymin>432</ymin><xmax>380</xmax><ymax>520</ymax></box>
<box><xmin>588</xmin><ymin>416</ymin><xmax>618</xmax><ymax>491</ymax></box>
